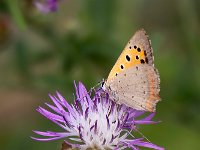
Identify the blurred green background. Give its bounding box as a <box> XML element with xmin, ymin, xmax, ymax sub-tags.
<box><xmin>0</xmin><ymin>0</ymin><xmax>200</xmax><ymax>149</ymax></box>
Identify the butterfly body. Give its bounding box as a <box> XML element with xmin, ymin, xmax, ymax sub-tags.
<box><xmin>102</xmin><ymin>29</ymin><xmax>160</xmax><ymax>112</ymax></box>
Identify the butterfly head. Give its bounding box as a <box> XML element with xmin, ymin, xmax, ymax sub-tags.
<box><xmin>101</xmin><ymin>79</ymin><xmax>107</xmax><ymax>91</ymax></box>
<box><xmin>101</xmin><ymin>79</ymin><xmax>120</xmax><ymax>104</ymax></box>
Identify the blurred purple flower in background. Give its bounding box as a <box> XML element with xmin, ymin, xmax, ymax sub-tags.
<box><xmin>34</xmin><ymin>0</ymin><xmax>58</xmax><ymax>14</ymax></box>
<box><xmin>32</xmin><ymin>82</ymin><xmax>164</xmax><ymax>150</ymax></box>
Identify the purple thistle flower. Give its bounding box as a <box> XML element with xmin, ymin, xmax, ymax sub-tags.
<box><xmin>34</xmin><ymin>0</ymin><xmax>59</xmax><ymax>14</ymax></box>
<box><xmin>32</xmin><ymin>81</ymin><xmax>164</xmax><ymax>150</ymax></box>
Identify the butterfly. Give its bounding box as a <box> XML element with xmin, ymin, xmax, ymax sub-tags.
<box><xmin>102</xmin><ymin>29</ymin><xmax>160</xmax><ymax>112</ymax></box>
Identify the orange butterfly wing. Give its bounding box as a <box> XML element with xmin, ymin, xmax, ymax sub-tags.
<box><xmin>107</xmin><ymin>29</ymin><xmax>154</xmax><ymax>81</ymax></box>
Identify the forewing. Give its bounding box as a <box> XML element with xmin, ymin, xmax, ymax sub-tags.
<box><xmin>107</xmin><ymin>29</ymin><xmax>154</xmax><ymax>81</ymax></box>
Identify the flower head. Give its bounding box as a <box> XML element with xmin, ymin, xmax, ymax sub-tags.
<box><xmin>32</xmin><ymin>82</ymin><xmax>164</xmax><ymax>150</ymax></box>
<box><xmin>34</xmin><ymin>0</ymin><xmax>58</xmax><ymax>14</ymax></box>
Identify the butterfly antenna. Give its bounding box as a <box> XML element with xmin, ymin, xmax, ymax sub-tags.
<box><xmin>124</xmin><ymin>124</ymin><xmax>151</xmax><ymax>143</ymax></box>
<box><xmin>76</xmin><ymin>80</ymin><xmax>103</xmax><ymax>101</ymax></box>
<box><xmin>72</xmin><ymin>93</ymin><xmax>75</xmax><ymax>99</ymax></box>
<box><xmin>90</xmin><ymin>80</ymin><xmax>103</xmax><ymax>91</ymax></box>
<box><xmin>123</xmin><ymin>129</ymin><xmax>135</xmax><ymax>138</ymax></box>
<box><xmin>134</xmin><ymin>127</ymin><xmax>151</xmax><ymax>143</ymax></box>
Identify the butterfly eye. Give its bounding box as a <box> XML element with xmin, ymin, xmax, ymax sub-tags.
<box><xmin>101</xmin><ymin>81</ymin><xmax>105</xmax><ymax>88</ymax></box>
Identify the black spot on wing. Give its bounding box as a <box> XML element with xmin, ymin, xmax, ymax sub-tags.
<box><xmin>126</xmin><ymin>55</ymin><xmax>131</xmax><ymax>61</ymax></box>
<box><xmin>144</xmin><ymin>50</ymin><xmax>147</xmax><ymax>56</ymax></box>
<box><xmin>140</xmin><ymin>59</ymin><xmax>145</xmax><ymax>64</ymax></box>
<box><xmin>137</xmin><ymin>47</ymin><xmax>141</xmax><ymax>52</ymax></box>
<box><xmin>145</xmin><ymin>57</ymin><xmax>149</xmax><ymax>63</ymax></box>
